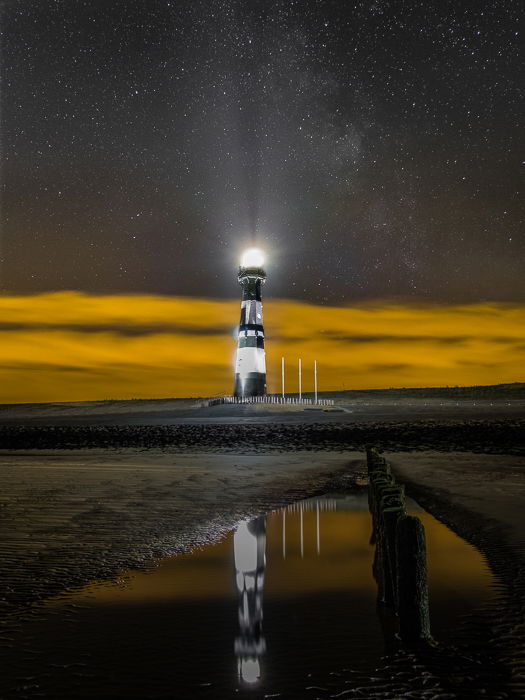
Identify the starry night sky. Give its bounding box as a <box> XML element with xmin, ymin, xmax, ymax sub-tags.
<box><xmin>1</xmin><ymin>0</ymin><xmax>523</xmax><ymax>303</ymax></box>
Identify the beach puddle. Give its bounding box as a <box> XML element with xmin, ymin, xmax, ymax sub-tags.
<box><xmin>4</xmin><ymin>493</ymin><xmax>497</xmax><ymax>699</ymax></box>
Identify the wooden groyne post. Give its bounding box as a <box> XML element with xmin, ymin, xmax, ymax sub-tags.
<box><xmin>396</xmin><ymin>515</ymin><xmax>432</xmax><ymax>642</ymax></box>
<box><xmin>366</xmin><ymin>447</ymin><xmax>432</xmax><ymax>644</ymax></box>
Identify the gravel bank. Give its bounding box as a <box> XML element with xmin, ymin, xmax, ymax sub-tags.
<box><xmin>0</xmin><ymin>419</ymin><xmax>523</xmax><ymax>453</ymax></box>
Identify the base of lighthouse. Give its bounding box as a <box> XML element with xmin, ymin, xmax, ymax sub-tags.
<box><xmin>233</xmin><ymin>373</ymin><xmax>267</xmax><ymax>397</ymax></box>
<box><xmin>234</xmin><ymin>346</ymin><xmax>267</xmax><ymax>397</ymax></box>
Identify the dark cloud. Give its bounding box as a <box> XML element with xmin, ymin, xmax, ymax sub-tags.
<box><xmin>0</xmin><ymin>363</ymin><xmax>95</xmax><ymax>373</ymax></box>
<box><xmin>0</xmin><ymin>323</ymin><xmax>229</xmax><ymax>336</ymax></box>
<box><xmin>323</xmin><ymin>334</ymin><xmax>472</xmax><ymax>344</ymax></box>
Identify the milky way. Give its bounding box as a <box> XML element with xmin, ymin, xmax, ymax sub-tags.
<box><xmin>1</xmin><ymin>0</ymin><xmax>523</xmax><ymax>303</ymax></box>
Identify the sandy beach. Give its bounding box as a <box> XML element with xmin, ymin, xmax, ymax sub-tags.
<box><xmin>1</xmin><ymin>399</ymin><xmax>524</xmax><ymax>697</ymax></box>
<box><xmin>0</xmin><ymin>400</ymin><xmax>524</xmax><ymax>607</ymax></box>
<box><xmin>0</xmin><ymin>449</ymin><xmax>361</xmax><ymax>611</ymax></box>
<box><xmin>1</xmin><ymin>395</ymin><xmax>524</xmax><ymax>424</ymax></box>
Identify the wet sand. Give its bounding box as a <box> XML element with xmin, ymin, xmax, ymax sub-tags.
<box><xmin>388</xmin><ymin>452</ymin><xmax>525</xmax><ymax>566</ymax></box>
<box><xmin>0</xmin><ymin>402</ymin><xmax>523</xmax><ymax>616</ymax></box>
<box><xmin>387</xmin><ymin>452</ymin><xmax>525</xmax><ymax>700</ymax></box>
<box><xmin>0</xmin><ymin>450</ymin><xmax>360</xmax><ymax>612</ymax></box>
<box><xmin>1</xmin><ymin>399</ymin><xmax>524</xmax><ymax>697</ymax></box>
<box><xmin>1</xmin><ymin>449</ymin><xmax>523</xmax><ymax>698</ymax></box>
<box><xmin>0</xmin><ymin>494</ymin><xmax>503</xmax><ymax>699</ymax></box>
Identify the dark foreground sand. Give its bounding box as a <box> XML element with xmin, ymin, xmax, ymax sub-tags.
<box><xmin>0</xmin><ymin>448</ymin><xmax>524</xmax><ymax>698</ymax></box>
<box><xmin>1</xmin><ymin>400</ymin><xmax>524</xmax><ymax>698</ymax></box>
<box><xmin>388</xmin><ymin>452</ymin><xmax>525</xmax><ymax>700</ymax></box>
<box><xmin>0</xmin><ymin>450</ymin><xmax>360</xmax><ymax>611</ymax></box>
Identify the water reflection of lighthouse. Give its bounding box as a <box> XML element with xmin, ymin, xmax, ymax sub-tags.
<box><xmin>233</xmin><ymin>516</ymin><xmax>267</xmax><ymax>684</ymax></box>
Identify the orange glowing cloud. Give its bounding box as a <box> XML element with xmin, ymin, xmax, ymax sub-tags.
<box><xmin>0</xmin><ymin>292</ymin><xmax>523</xmax><ymax>403</ymax></box>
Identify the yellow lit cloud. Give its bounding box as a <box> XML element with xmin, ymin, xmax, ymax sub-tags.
<box><xmin>0</xmin><ymin>292</ymin><xmax>523</xmax><ymax>403</ymax></box>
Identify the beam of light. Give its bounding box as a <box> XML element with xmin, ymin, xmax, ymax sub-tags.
<box><xmin>239</xmin><ymin>658</ymin><xmax>260</xmax><ymax>684</ymax></box>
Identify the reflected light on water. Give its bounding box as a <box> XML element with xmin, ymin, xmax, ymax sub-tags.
<box><xmin>234</xmin><ymin>517</ymin><xmax>266</xmax><ymax>685</ymax></box>
<box><xmin>46</xmin><ymin>495</ymin><xmax>492</xmax><ymax>604</ymax></box>
<box><xmin>234</xmin><ymin>521</ymin><xmax>262</xmax><ymax>575</ymax></box>
<box><xmin>30</xmin><ymin>492</ymin><xmax>497</xmax><ymax>698</ymax></box>
<box><xmin>239</xmin><ymin>658</ymin><xmax>261</xmax><ymax>684</ymax></box>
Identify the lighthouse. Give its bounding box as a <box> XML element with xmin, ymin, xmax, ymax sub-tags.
<box><xmin>234</xmin><ymin>248</ymin><xmax>267</xmax><ymax>397</ymax></box>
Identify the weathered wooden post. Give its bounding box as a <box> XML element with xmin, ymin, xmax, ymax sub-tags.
<box><xmin>374</xmin><ymin>481</ymin><xmax>405</xmax><ymax>606</ymax></box>
<box><xmin>372</xmin><ymin>535</ymin><xmax>385</xmax><ymax>600</ymax></box>
<box><xmin>381</xmin><ymin>505</ymin><xmax>405</xmax><ymax>607</ymax></box>
<box><xmin>369</xmin><ymin>475</ymin><xmax>393</xmax><ymax>536</ymax></box>
<box><xmin>396</xmin><ymin>515</ymin><xmax>432</xmax><ymax>643</ymax></box>
<box><xmin>378</xmin><ymin>485</ymin><xmax>405</xmax><ymax>512</ymax></box>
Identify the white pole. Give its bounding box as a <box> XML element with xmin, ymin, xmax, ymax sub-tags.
<box><xmin>316</xmin><ymin>501</ymin><xmax>320</xmax><ymax>555</ymax></box>
<box><xmin>282</xmin><ymin>509</ymin><xmax>286</xmax><ymax>559</ymax></box>
<box><xmin>314</xmin><ymin>359</ymin><xmax>318</xmax><ymax>404</ymax></box>
<box><xmin>300</xmin><ymin>504</ymin><xmax>304</xmax><ymax>558</ymax></box>
<box><xmin>281</xmin><ymin>356</ymin><xmax>285</xmax><ymax>399</ymax></box>
<box><xmin>299</xmin><ymin>358</ymin><xmax>302</xmax><ymax>401</ymax></box>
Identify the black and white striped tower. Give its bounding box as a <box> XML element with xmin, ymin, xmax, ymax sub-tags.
<box><xmin>234</xmin><ymin>248</ymin><xmax>267</xmax><ymax>397</ymax></box>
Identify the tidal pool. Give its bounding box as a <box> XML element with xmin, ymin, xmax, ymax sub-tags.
<box><xmin>3</xmin><ymin>493</ymin><xmax>497</xmax><ymax>699</ymax></box>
